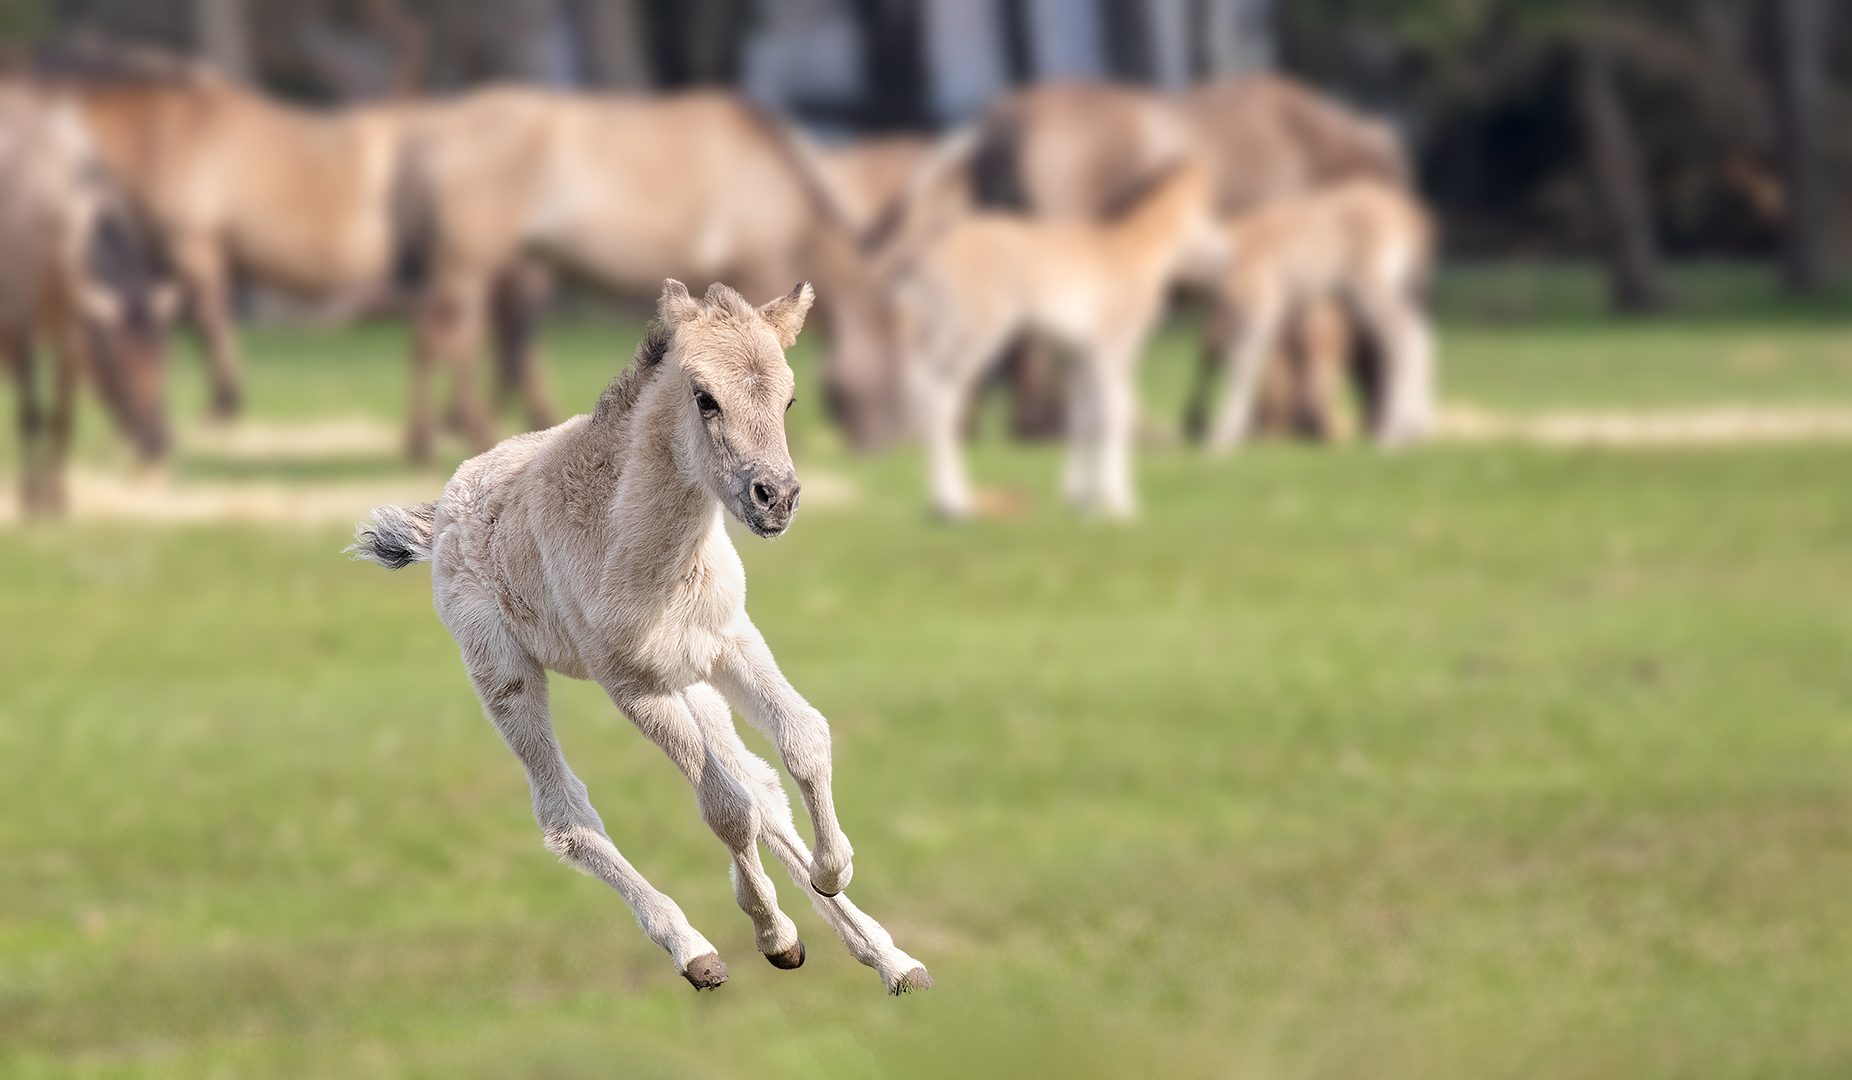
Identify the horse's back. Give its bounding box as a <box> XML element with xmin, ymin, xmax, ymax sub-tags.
<box><xmin>408</xmin><ymin>87</ymin><xmax>818</xmax><ymax>289</ymax></box>
<box><xmin>75</xmin><ymin>78</ymin><xmax>405</xmax><ymax>289</ymax></box>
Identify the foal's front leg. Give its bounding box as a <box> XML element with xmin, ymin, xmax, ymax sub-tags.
<box><xmin>711</xmin><ymin>622</ymin><xmax>854</xmax><ymax>896</ymax></box>
<box><xmin>459</xmin><ymin>646</ymin><xmax>725</xmax><ymax>987</ymax></box>
<box><xmin>617</xmin><ymin>682</ymin><xmax>803</xmax><ymax>969</ymax></box>
<box><xmin>689</xmin><ymin>683</ymin><xmax>932</xmax><ymax>994</ymax></box>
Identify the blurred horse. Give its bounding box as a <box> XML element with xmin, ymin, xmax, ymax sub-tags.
<box><xmin>1197</xmin><ymin>179</ymin><xmax>1436</xmax><ymax>450</ymax></box>
<box><xmin>0</xmin><ymin>85</ymin><xmax>177</xmax><ymax>516</ymax></box>
<box><xmin>39</xmin><ymin>46</ymin><xmax>411</xmax><ymax>419</ymax></box>
<box><xmin>889</xmin><ymin>74</ymin><xmax>1411</xmax><ymax>443</ymax></box>
<box><xmin>396</xmin><ymin>87</ymin><xmax>896</xmax><ymax>459</ymax></box>
<box><xmin>817</xmin><ymin>135</ymin><xmax>935</xmax><ymax>233</ymax></box>
<box><xmin>897</xmin><ymin>163</ymin><xmax>1222</xmax><ymax>519</ymax></box>
<box><xmin>40</xmin><ymin>44</ymin><xmax>556</xmax><ymax>450</ymax></box>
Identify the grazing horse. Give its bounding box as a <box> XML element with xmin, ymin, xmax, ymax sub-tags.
<box><xmin>42</xmin><ymin>48</ymin><xmax>411</xmax><ymax>419</ymax></box>
<box><xmin>0</xmin><ymin>86</ymin><xmax>175</xmax><ymax>515</ymax></box>
<box><xmin>1199</xmin><ymin>179</ymin><xmax>1436</xmax><ymax>450</ymax></box>
<box><xmin>898</xmin><ymin>163</ymin><xmax>1222</xmax><ymax>519</ymax></box>
<box><xmin>350</xmin><ymin>280</ymin><xmax>930</xmax><ymax>995</ymax></box>
<box><xmin>816</xmin><ymin>134</ymin><xmax>936</xmax><ymax>234</ymax></box>
<box><xmin>395</xmin><ymin>86</ymin><xmax>896</xmax><ymax>458</ymax></box>
<box><xmin>44</xmin><ymin>45</ymin><xmax>555</xmax><ymax>446</ymax></box>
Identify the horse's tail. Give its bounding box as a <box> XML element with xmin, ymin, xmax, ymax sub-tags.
<box><xmin>347</xmin><ymin>501</ymin><xmax>436</xmax><ymax>569</ymax></box>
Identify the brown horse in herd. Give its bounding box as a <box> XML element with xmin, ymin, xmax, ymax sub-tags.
<box><xmin>393</xmin><ymin>85</ymin><xmax>896</xmax><ymax>458</ymax></box>
<box><xmin>0</xmin><ymin>84</ymin><xmax>175</xmax><ymax>516</ymax></box>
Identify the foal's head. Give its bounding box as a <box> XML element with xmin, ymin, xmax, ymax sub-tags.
<box><xmin>659</xmin><ymin>279</ymin><xmax>814</xmax><ymax>537</ymax></box>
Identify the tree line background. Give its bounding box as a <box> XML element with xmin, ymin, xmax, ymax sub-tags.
<box><xmin>1</xmin><ymin>0</ymin><xmax>1844</xmax><ymax>309</ymax></box>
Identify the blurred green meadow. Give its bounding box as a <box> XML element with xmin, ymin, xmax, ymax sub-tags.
<box><xmin>3</xmin><ymin>264</ymin><xmax>1851</xmax><ymax>1078</ymax></box>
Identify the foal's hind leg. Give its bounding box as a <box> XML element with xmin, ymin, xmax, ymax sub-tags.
<box><xmin>691</xmin><ymin>684</ymin><xmax>931</xmax><ymax>994</ymax></box>
<box><xmin>683</xmin><ymin>683</ymin><xmax>803</xmax><ymax>967</ymax></box>
<box><xmin>1208</xmin><ymin>289</ymin><xmax>1289</xmax><ymax>454</ymax></box>
<box><xmin>457</xmin><ymin>632</ymin><xmax>724</xmax><ymax>987</ymax></box>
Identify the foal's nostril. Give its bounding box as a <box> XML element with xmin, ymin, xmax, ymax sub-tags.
<box><xmin>752</xmin><ymin>481</ymin><xmax>775</xmax><ymax>508</ymax></box>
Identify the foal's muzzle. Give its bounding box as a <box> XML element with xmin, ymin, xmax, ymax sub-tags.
<box><xmin>740</xmin><ymin>467</ymin><xmax>801</xmax><ymax>537</ymax></box>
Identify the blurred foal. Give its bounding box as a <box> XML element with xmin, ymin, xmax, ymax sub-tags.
<box><xmin>352</xmin><ymin>281</ymin><xmax>930</xmax><ymax>995</ymax></box>
<box><xmin>1199</xmin><ymin>179</ymin><xmax>1436</xmax><ymax>450</ymax></box>
<box><xmin>897</xmin><ymin>162</ymin><xmax>1224</xmax><ymax>519</ymax></box>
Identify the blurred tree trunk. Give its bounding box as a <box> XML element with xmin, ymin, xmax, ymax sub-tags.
<box><xmin>1761</xmin><ymin>0</ymin><xmax>1831</xmax><ymax>292</ymax></box>
<box><xmin>191</xmin><ymin>0</ymin><xmax>250</xmax><ymax>80</ymax></box>
<box><xmin>642</xmin><ymin>0</ymin><xmax>746</xmax><ymax>86</ymax></box>
<box><xmin>852</xmin><ymin>0</ymin><xmax>929</xmax><ymax>128</ymax></box>
<box><xmin>1195</xmin><ymin>0</ymin><xmax>1273</xmax><ymax>79</ymax></box>
<box><xmin>365</xmin><ymin>0</ymin><xmax>427</xmax><ymax>95</ymax></box>
<box><xmin>564</xmin><ymin>0</ymin><xmax>650</xmax><ymax>89</ymax></box>
<box><xmin>1574</xmin><ymin>37</ymin><xmax>1664</xmax><ymax>312</ymax></box>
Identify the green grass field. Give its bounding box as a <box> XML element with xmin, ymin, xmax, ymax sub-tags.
<box><xmin>3</xmin><ymin>265</ymin><xmax>1851</xmax><ymax>1077</ymax></box>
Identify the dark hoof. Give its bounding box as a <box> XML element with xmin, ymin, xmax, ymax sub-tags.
<box><xmin>813</xmin><ymin>886</ymin><xmax>841</xmax><ymax>898</ymax></box>
<box><xmin>764</xmin><ymin>940</ymin><xmax>806</xmax><ymax>970</ymax></box>
<box><xmin>891</xmin><ymin>967</ymin><xmax>933</xmax><ymax>995</ymax></box>
<box><xmin>681</xmin><ymin>953</ymin><xmax>728</xmax><ymax>990</ymax></box>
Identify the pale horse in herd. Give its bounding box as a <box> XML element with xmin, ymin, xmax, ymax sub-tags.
<box><xmin>350</xmin><ymin>280</ymin><xmax>930</xmax><ymax>994</ymax></box>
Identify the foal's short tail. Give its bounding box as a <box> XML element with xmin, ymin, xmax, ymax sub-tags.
<box><xmin>347</xmin><ymin>501</ymin><xmax>437</xmax><ymax>570</ymax></box>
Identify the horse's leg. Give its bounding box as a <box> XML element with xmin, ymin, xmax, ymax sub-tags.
<box><xmin>711</xmin><ymin>620</ymin><xmax>855</xmax><ymax>897</ymax></box>
<box><xmin>1296</xmin><ymin>298</ymin><xmax>1351</xmax><ymax>441</ymax></box>
<box><xmin>459</xmin><ymin>633</ymin><xmax>724</xmax><ymax>987</ymax></box>
<box><xmin>411</xmin><ymin>269</ymin><xmax>494</xmax><ymax>461</ymax></box>
<box><xmin>1354</xmin><ymin>282</ymin><xmax>1435</xmax><ymax>445</ymax></box>
<box><xmin>681</xmin><ymin>683</ymin><xmax>802</xmax><ymax>967</ymax></box>
<box><xmin>171</xmin><ymin>238</ymin><xmax>244</xmax><ymax>419</ymax></box>
<box><xmin>691</xmin><ymin>687</ymin><xmax>931</xmax><ymax>994</ymax></box>
<box><xmin>912</xmin><ymin>353</ymin><xmax>976</xmax><ymax>519</ymax></box>
<box><xmin>3</xmin><ymin>333</ymin><xmax>44</xmax><ymax>515</ymax></box>
<box><xmin>407</xmin><ymin>285</ymin><xmax>442</xmax><ymax>463</ymax></box>
<box><xmin>1182</xmin><ymin>308</ymin><xmax>1230</xmax><ymax>443</ymax></box>
<box><xmin>490</xmin><ymin>261</ymin><xmax>556</xmax><ymax>431</ymax></box>
<box><xmin>1061</xmin><ymin>347</ymin><xmax>1102</xmax><ymax>511</ymax></box>
<box><xmin>44</xmin><ymin>321</ymin><xmax>78</xmax><ymax>516</ymax></box>
<box><xmin>1091</xmin><ymin>346</ymin><xmax>1140</xmax><ymax>519</ymax></box>
<box><xmin>1206</xmin><ymin>290</ymin><xmax>1288</xmax><ymax>455</ymax></box>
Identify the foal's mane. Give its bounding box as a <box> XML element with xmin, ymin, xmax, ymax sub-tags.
<box><xmin>592</xmin><ymin>319</ymin><xmax>672</xmax><ymax>428</ymax></box>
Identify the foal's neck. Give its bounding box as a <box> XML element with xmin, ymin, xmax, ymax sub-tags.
<box><xmin>598</xmin><ymin>389</ymin><xmax>725</xmax><ymax>574</ymax></box>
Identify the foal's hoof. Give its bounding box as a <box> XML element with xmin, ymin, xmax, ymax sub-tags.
<box><xmin>681</xmin><ymin>953</ymin><xmax>728</xmax><ymax>990</ymax></box>
<box><xmin>888</xmin><ymin>966</ymin><xmax>934</xmax><ymax>995</ymax></box>
<box><xmin>764</xmin><ymin>940</ymin><xmax>806</xmax><ymax>970</ymax></box>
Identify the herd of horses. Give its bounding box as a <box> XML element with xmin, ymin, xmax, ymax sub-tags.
<box><xmin>0</xmin><ymin>43</ymin><xmax>1435</xmax><ymax>519</ymax></box>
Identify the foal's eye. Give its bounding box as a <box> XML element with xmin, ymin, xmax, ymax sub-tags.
<box><xmin>785</xmin><ymin>397</ymin><xmax>796</xmax><ymax>412</ymax></box>
<box><xmin>694</xmin><ymin>390</ymin><xmax>720</xmax><ymax>418</ymax></box>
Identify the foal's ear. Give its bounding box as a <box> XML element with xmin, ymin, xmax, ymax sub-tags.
<box><xmin>658</xmin><ymin>279</ymin><xmax>700</xmax><ymax>327</ymax></box>
<box><xmin>758</xmin><ymin>282</ymin><xmax>815</xmax><ymax>349</ymax></box>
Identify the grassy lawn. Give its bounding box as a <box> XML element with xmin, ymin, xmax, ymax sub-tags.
<box><xmin>2</xmin><ymin>267</ymin><xmax>1851</xmax><ymax>1077</ymax></box>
